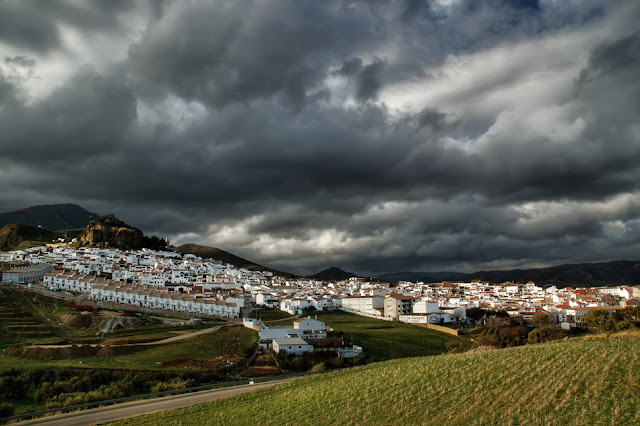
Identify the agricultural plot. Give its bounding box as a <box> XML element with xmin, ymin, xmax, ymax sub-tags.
<box><xmin>315</xmin><ymin>310</ymin><xmax>469</xmax><ymax>359</ymax></box>
<box><xmin>0</xmin><ymin>286</ymin><xmax>59</xmax><ymax>347</ymax></box>
<box><xmin>110</xmin><ymin>331</ymin><xmax>640</xmax><ymax>426</ymax></box>
<box><xmin>250</xmin><ymin>309</ymin><xmax>295</xmax><ymax>323</ymax></box>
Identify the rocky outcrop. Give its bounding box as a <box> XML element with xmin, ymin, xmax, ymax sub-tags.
<box><xmin>79</xmin><ymin>217</ymin><xmax>168</xmax><ymax>251</ymax></box>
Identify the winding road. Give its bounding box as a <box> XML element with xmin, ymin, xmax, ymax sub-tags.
<box><xmin>24</xmin><ymin>324</ymin><xmax>230</xmax><ymax>350</ymax></box>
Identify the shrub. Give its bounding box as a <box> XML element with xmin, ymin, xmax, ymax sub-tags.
<box><xmin>310</xmin><ymin>362</ymin><xmax>327</xmax><ymax>372</ymax></box>
<box><xmin>445</xmin><ymin>340</ymin><xmax>467</xmax><ymax>353</ymax></box>
<box><xmin>0</xmin><ymin>402</ymin><xmax>14</xmax><ymax>418</ymax></box>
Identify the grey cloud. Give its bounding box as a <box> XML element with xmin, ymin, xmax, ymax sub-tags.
<box><xmin>0</xmin><ymin>66</ymin><xmax>136</xmax><ymax>163</ymax></box>
<box><xmin>336</xmin><ymin>57</ymin><xmax>363</xmax><ymax>77</ymax></box>
<box><xmin>0</xmin><ymin>2</ymin><xmax>60</xmax><ymax>52</ymax></box>
<box><xmin>578</xmin><ymin>31</ymin><xmax>640</xmax><ymax>86</ymax></box>
<box><xmin>129</xmin><ymin>0</ymin><xmax>375</xmax><ymax>108</ymax></box>
<box><xmin>1</xmin><ymin>0</ymin><xmax>640</xmax><ymax>275</ymax></box>
<box><xmin>355</xmin><ymin>58</ymin><xmax>385</xmax><ymax>103</ymax></box>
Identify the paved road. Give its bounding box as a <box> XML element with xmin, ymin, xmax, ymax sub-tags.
<box><xmin>19</xmin><ymin>379</ymin><xmax>292</xmax><ymax>425</ymax></box>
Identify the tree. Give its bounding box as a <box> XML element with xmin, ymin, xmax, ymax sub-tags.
<box><xmin>0</xmin><ymin>402</ymin><xmax>14</xmax><ymax>418</ymax></box>
<box><xmin>584</xmin><ymin>310</ymin><xmax>622</xmax><ymax>334</ymax></box>
<box><xmin>0</xmin><ymin>376</ymin><xmax>28</xmax><ymax>399</ymax></box>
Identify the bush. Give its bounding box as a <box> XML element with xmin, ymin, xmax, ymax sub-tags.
<box><xmin>0</xmin><ymin>402</ymin><xmax>14</xmax><ymax>418</ymax></box>
<box><xmin>475</xmin><ymin>317</ymin><xmax>531</xmax><ymax>348</ymax></box>
<box><xmin>445</xmin><ymin>340</ymin><xmax>467</xmax><ymax>353</ymax></box>
<box><xmin>310</xmin><ymin>362</ymin><xmax>327</xmax><ymax>372</ymax></box>
<box><xmin>0</xmin><ymin>376</ymin><xmax>29</xmax><ymax>399</ymax></box>
<box><xmin>528</xmin><ymin>325</ymin><xmax>565</xmax><ymax>344</ymax></box>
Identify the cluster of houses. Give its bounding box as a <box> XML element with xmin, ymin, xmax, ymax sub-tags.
<box><xmin>243</xmin><ymin>316</ymin><xmax>362</xmax><ymax>357</ymax></box>
<box><xmin>2</xmin><ymin>246</ymin><xmax>640</xmax><ymax>331</ymax></box>
<box><xmin>42</xmin><ymin>271</ymin><xmax>243</xmax><ymax>318</ymax></box>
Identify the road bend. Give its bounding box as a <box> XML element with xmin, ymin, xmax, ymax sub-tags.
<box><xmin>19</xmin><ymin>379</ymin><xmax>293</xmax><ymax>426</ymax></box>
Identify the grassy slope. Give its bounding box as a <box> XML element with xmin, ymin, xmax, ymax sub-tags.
<box><xmin>0</xmin><ymin>223</ymin><xmax>57</xmax><ymax>251</ymax></box>
<box><xmin>0</xmin><ymin>223</ymin><xmax>84</xmax><ymax>251</ymax></box>
<box><xmin>249</xmin><ymin>309</ymin><xmax>468</xmax><ymax>360</ymax></box>
<box><xmin>316</xmin><ymin>310</ymin><xmax>468</xmax><ymax>359</ymax></box>
<box><xmin>0</xmin><ymin>326</ymin><xmax>257</xmax><ymax>371</ymax></box>
<box><xmin>0</xmin><ymin>285</ymin><xmax>257</xmax><ymax>371</ymax></box>
<box><xmin>112</xmin><ymin>332</ymin><xmax>640</xmax><ymax>426</ymax></box>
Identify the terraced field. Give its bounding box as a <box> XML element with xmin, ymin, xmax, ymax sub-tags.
<box><xmin>0</xmin><ymin>286</ymin><xmax>58</xmax><ymax>346</ymax></box>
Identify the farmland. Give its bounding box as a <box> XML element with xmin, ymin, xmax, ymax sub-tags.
<box><xmin>311</xmin><ymin>310</ymin><xmax>468</xmax><ymax>359</ymax></box>
<box><xmin>0</xmin><ymin>285</ymin><xmax>259</xmax><ymax>415</ymax></box>
<box><xmin>110</xmin><ymin>331</ymin><xmax>640</xmax><ymax>426</ymax></box>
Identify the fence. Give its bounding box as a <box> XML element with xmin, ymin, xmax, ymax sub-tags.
<box><xmin>426</xmin><ymin>323</ymin><xmax>459</xmax><ymax>336</ymax></box>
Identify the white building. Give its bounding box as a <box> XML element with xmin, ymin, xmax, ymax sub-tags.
<box><xmin>272</xmin><ymin>336</ymin><xmax>314</xmax><ymax>355</ymax></box>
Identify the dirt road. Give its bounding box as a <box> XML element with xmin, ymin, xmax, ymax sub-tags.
<box><xmin>24</xmin><ymin>324</ymin><xmax>230</xmax><ymax>349</ymax></box>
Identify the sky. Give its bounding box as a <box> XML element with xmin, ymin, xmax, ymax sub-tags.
<box><xmin>1</xmin><ymin>0</ymin><xmax>639</xmax><ymax>276</ymax></box>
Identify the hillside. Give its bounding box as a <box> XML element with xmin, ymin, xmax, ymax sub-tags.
<box><xmin>309</xmin><ymin>267</ymin><xmax>356</xmax><ymax>281</ymax></box>
<box><xmin>469</xmin><ymin>259</ymin><xmax>640</xmax><ymax>287</ymax></box>
<box><xmin>379</xmin><ymin>259</ymin><xmax>640</xmax><ymax>287</ymax></box>
<box><xmin>0</xmin><ymin>224</ymin><xmax>59</xmax><ymax>251</ymax></box>
<box><xmin>174</xmin><ymin>244</ymin><xmax>296</xmax><ymax>278</ymax></box>
<box><xmin>112</xmin><ymin>332</ymin><xmax>640</xmax><ymax>426</ymax></box>
<box><xmin>80</xmin><ymin>217</ymin><xmax>168</xmax><ymax>251</ymax></box>
<box><xmin>0</xmin><ymin>204</ymin><xmax>102</xmax><ymax>231</ymax></box>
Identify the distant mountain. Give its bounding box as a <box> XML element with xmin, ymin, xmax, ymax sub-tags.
<box><xmin>310</xmin><ymin>267</ymin><xmax>357</xmax><ymax>281</ymax></box>
<box><xmin>377</xmin><ymin>270</ymin><xmax>469</xmax><ymax>283</ymax></box>
<box><xmin>79</xmin><ymin>217</ymin><xmax>169</xmax><ymax>251</ymax></box>
<box><xmin>0</xmin><ymin>204</ymin><xmax>101</xmax><ymax>231</ymax></box>
<box><xmin>468</xmin><ymin>260</ymin><xmax>640</xmax><ymax>287</ymax></box>
<box><xmin>378</xmin><ymin>259</ymin><xmax>640</xmax><ymax>287</ymax></box>
<box><xmin>174</xmin><ymin>243</ymin><xmax>297</xmax><ymax>278</ymax></box>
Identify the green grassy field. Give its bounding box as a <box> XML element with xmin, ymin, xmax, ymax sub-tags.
<box><xmin>0</xmin><ymin>325</ymin><xmax>257</xmax><ymax>371</ymax></box>
<box><xmin>315</xmin><ymin>310</ymin><xmax>468</xmax><ymax>359</ymax></box>
<box><xmin>0</xmin><ymin>286</ymin><xmax>60</xmax><ymax>347</ymax></box>
<box><xmin>249</xmin><ymin>309</ymin><xmax>294</xmax><ymax>323</ymax></box>
<box><xmin>110</xmin><ymin>331</ymin><xmax>640</xmax><ymax>426</ymax></box>
<box><xmin>249</xmin><ymin>309</ymin><xmax>467</xmax><ymax>359</ymax></box>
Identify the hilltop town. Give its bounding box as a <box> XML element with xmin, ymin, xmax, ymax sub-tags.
<box><xmin>3</xmin><ymin>245</ymin><xmax>639</xmax><ymax>332</ymax></box>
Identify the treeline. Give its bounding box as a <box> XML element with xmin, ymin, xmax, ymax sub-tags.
<box><xmin>463</xmin><ymin>306</ymin><xmax>639</xmax><ymax>350</ymax></box>
<box><xmin>583</xmin><ymin>307</ymin><xmax>640</xmax><ymax>333</ymax></box>
<box><xmin>275</xmin><ymin>349</ymin><xmax>367</xmax><ymax>372</ymax></box>
<box><xmin>0</xmin><ymin>367</ymin><xmax>223</xmax><ymax>417</ymax></box>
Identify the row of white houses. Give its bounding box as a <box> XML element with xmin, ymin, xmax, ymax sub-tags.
<box><xmin>43</xmin><ymin>270</ymin><xmax>241</xmax><ymax>318</ymax></box>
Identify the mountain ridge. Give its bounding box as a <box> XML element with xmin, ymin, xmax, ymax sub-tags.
<box><xmin>377</xmin><ymin>259</ymin><xmax>640</xmax><ymax>287</ymax></box>
<box><xmin>309</xmin><ymin>266</ymin><xmax>357</xmax><ymax>281</ymax></box>
<box><xmin>174</xmin><ymin>243</ymin><xmax>297</xmax><ymax>278</ymax></box>
<box><xmin>0</xmin><ymin>203</ymin><xmax>102</xmax><ymax>231</ymax></box>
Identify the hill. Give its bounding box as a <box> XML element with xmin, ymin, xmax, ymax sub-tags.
<box><xmin>0</xmin><ymin>204</ymin><xmax>102</xmax><ymax>231</ymax></box>
<box><xmin>0</xmin><ymin>224</ymin><xmax>59</xmax><ymax>251</ymax></box>
<box><xmin>309</xmin><ymin>267</ymin><xmax>356</xmax><ymax>281</ymax></box>
<box><xmin>112</xmin><ymin>332</ymin><xmax>640</xmax><ymax>426</ymax></box>
<box><xmin>79</xmin><ymin>217</ymin><xmax>169</xmax><ymax>251</ymax></box>
<box><xmin>378</xmin><ymin>259</ymin><xmax>640</xmax><ymax>287</ymax></box>
<box><xmin>174</xmin><ymin>244</ymin><xmax>296</xmax><ymax>278</ymax></box>
<box><xmin>469</xmin><ymin>259</ymin><xmax>640</xmax><ymax>287</ymax></box>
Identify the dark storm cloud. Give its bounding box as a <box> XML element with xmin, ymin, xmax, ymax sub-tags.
<box><xmin>0</xmin><ymin>0</ymin><xmax>144</xmax><ymax>53</ymax></box>
<box><xmin>1</xmin><ymin>0</ymin><xmax>640</xmax><ymax>275</ymax></box>
<box><xmin>128</xmin><ymin>0</ymin><xmax>375</xmax><ymax>108</ymax></box>
<box><xmin>577</xmin><ymin>31</ymin><xmax>640</xmax><ymax>86</ymax></box>
<box><xmin>0</xmin><ymin>66</ymin><xmax>136</xmax><ymax>162</ymax></box>
<box><xmin>0</xmin><ymin>2</ymin><xmax>60</xmax><ymax>52</ymax></box>
<box><xmin>355</xmin><ymin>59</ymin><xmax>385</xmax><ymax>103</ymax></box>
